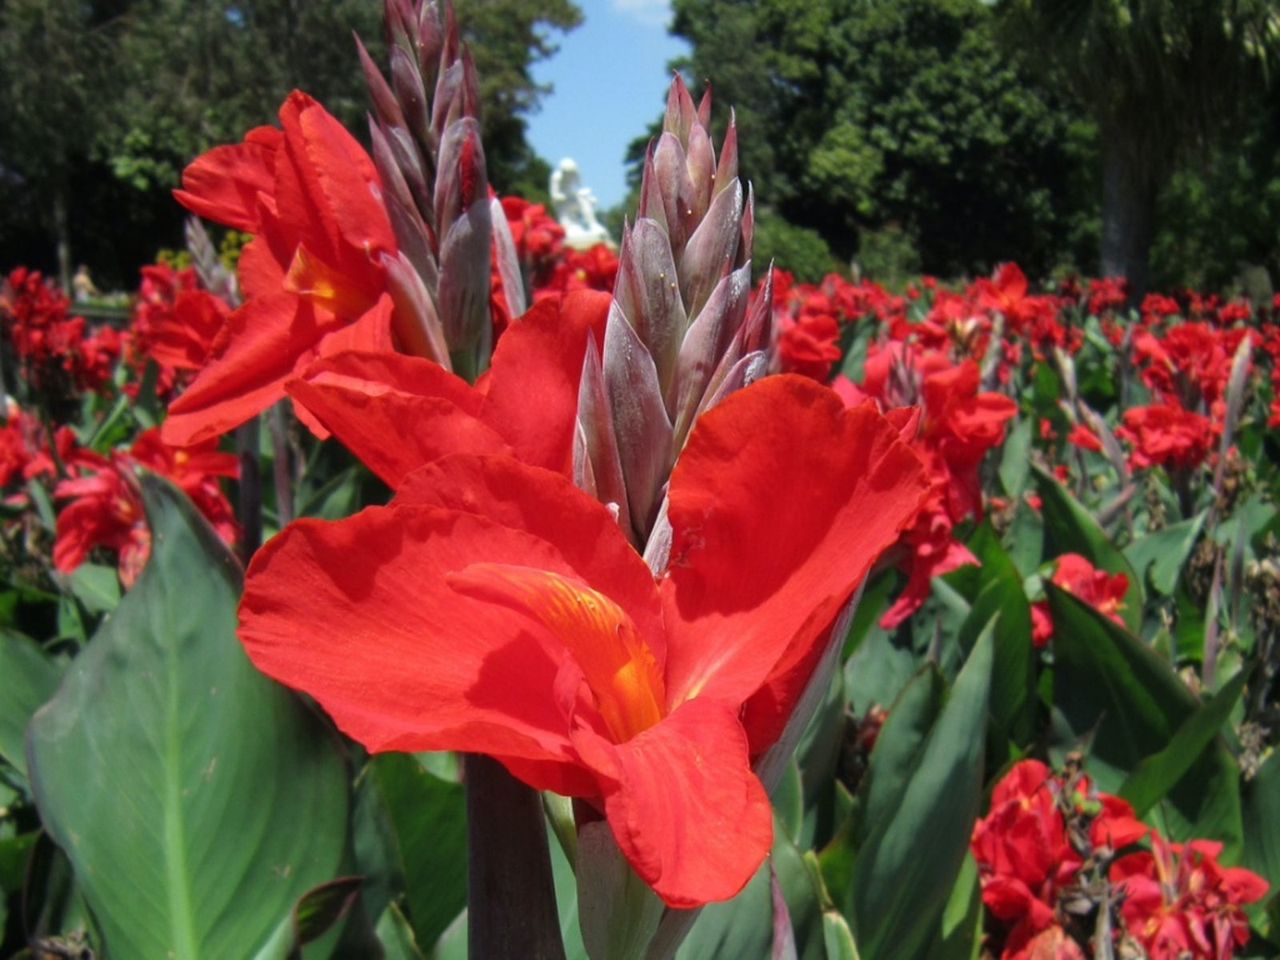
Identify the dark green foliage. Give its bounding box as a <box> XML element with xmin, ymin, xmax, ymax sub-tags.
<box><xmin>753</xmin><ymin>207</ymin><xmax>842</xmax><ymax>282</ymax></box>
<box><xmin>0</xmin><ymin>0</ymin><xmax>581</xmax><ymax>285</ymax></box>
<box><xmin>668</xmin><ymin>0</ymin><xmax>1091</xmax><ymax>277</ymax></box>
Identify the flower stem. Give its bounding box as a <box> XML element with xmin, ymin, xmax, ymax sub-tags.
<box><xmin>465</xmin><ymin>754</ymin><xmax>566</xmax><ymax>960</ymax></box>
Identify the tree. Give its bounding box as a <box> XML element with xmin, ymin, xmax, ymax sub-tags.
<box><xmin>0</xmin><ymin>0</ymin><xmax>121</xmax><ymax>289</ymax></box>
<box><xmin>999</xmin><ymin>0</ymin><xmax>1280</xmax><ymax>295</ymax></box>
<box><xmin>663</xmin><ymin>0</ymin><xmax>1090</xmax><ymax>279</ymax></box>
<box><xmin>0</xmin><ymin>0</ymin><xmax>581</xmax><ymax>285</ymax></box>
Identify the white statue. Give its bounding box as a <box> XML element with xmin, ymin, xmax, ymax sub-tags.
<box><xmin>550</xmin><ymin>158</ymin><xmax>613</xmax><ymax>250</ymax></box>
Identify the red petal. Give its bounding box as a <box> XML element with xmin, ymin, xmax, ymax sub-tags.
<box><xmin>572</xmin><ymin>697</ymin><xmax>773</xmax><ymax>907</ymax></box>
<box><xmin>483</xmin><ymin>290</ymin><xmax>611</xmax><ymax>472</ymax></box>
<box><xmin>173</xmin><ymin>126</ymin><xmax>282</xmax><ymax>233</ymax></box>
<box><xmin>163</xmin><ymin>294</ymin><xmax>342</xmax><ymax>445</ymax></box>
<box><xmin>662</xmin><ymin>377</ymin><xmax>928</xmax><ymax>752</ymax></box>
<box><xmin>239</xmin><ymin>504</ymin><xmax>596</xmax><ymax>795</ymax></box>
<box><xmin>396</xmin><ymin>455</ymin><xmax>665</xmax><ymax>653</ymax></box>
<box><xmin>274</xmin><ymin>92</ymin><xmax>391</xmax><ymax>305</ymax></box>
<box><xmin>449</xmin><ymin>564</ymin><xmax>665</xmax><ymax>743</ymax></box>
<box><xmin>288</xmin><ymin>351</ymin><xmax>508</xmax><ymax>487</ymax></box>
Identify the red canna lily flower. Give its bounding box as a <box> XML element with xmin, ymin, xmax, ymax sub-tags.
<box><xmin>1116</xmin><ymin>403</ymin><xmax>1217</xmax><ymax>471</ymax></box>
<box><xmin>165</xmin><ymin>91</ymin><xmax>398</xmax><ymax>445</ymax></box>
<box><xmin>1030</xmin><ymin>553</ymin><xmax>1129</xmax><ymax>647</ymax></box>
<box><xmin>286</xmin><ymin>289</ymin><xmax>611</xmax><ymax>488</ymax></box>
<box><xmin>1111</xmin><ymin>835</ymin><xmax>1268</xmax><ymax>960</ymax></box>
<box><xmin>238</xmin><ymin>376</ymin><xmax>928</xmax><ymax>907</ymax></box>
<box><xmin>53</xmin><ymin>429</ymin><xmax>239</xmax><ymax>587</ymax></box>
<box><xmin>777</xmin><ymin>311</ymin><xmax>842</xmax><ymax>381</ymax></box>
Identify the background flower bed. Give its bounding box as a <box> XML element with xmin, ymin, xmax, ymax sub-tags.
<box><xmin>2</xmin><ymin>223</ymin><xmax>1278</xmax><ymax>957</ymax></box>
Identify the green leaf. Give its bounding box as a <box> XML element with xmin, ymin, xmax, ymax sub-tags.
<box><xmin>375</xmin><ymin>903</ymin><xmax>426</xmax><ymax>960</ymax></box>
<box><xmin>675</xmin><ymin>819</ymin><xmax>827</xmax><ymax>960</ymax></box>
<box><xmin>854</xmin><ymin>665</ymin><xmax>944</xmax><ymax>848</ymax></box>
<box><xmin>1118</xmin><ymin>668</ymin><xmax>1248</xmax><ymax>817</ymax></box>
<box><xmin>998</xmin><ymin>415</ymin><xmax>1032</xmax><ymax>499</ymax></box>
<box><xmin>1033</xmin><ymin>467</ymin><xmax>1143</xmax><ymax>633</ymax></box>
<box><xmin>1046</xmin><ymin>585</ymin><xmax>1242</xmax><ymax>855</ymax></box>
<box><xmin>252</xmin><ymin>877</ymin><xmax>364</xmax><ymax>960</ymax></box>
<box><xmin>1242</xmin><ymin>753</ymin><xmax>1280</xmax><ymax>935</ymax></box>
<box><xmin>26</xmin><ymin>476</ymin><xmax>349</xmax><ymax>959</ymax></box>
<box><xmin>929</xmin><ymin>855</ymin><xmax>982</xmax><ymax>960</ymax></box>
<box><xmin>577</xmin><ymin>821</ymin><xmax>664</xmax><ymax>960</ymax></box>
<box><xmin>1124</xmin><ymin>512</ymin><xmax>1206</xmax><ymax>597</ymax></box>
<box><xmin>821</xmin><ymin>911</ymin><xmax>859</xmax><ymax>960</ymax></box>
<box><xmin>0</xmin><ymin>629</ymin><xmax>63</xmax><ymax>779</ymax></box>
<box><xmin>369</xmin><ymin>753</ymin><xmax>468</xmax><ymax>950</ymax></box>
<box><xmin>960</xmin><ymin>527</ymin><xmax>1034</xmax><ymax>752</ymax></box>
<box><xmin>1005</xmin><ymin>501</ymin><xmax>1044</xmax><ymax>578</ymax></box>
<box><xmin>67</xmin><ymin>562</ymin><xmax>121</xmax><ymax>614</ymax></box>
<box><xmin>847</xmin><ymin>626</ymin><xmax>992</xmax><ymax>960</ymax></box>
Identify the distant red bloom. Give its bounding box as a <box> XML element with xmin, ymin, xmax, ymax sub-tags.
<box><xmin>920</xmin><ymin>361</ymin><xmax>1018</xmax><ymax>521</ymax></box>
<box><xmin>1141</xmin><ymin>294</ymin><xmax>1181</xmax><ymax>323</ymax></box>
<box><xmin>1117</xmin><ymin>403</ymin><xmax>1216</xmax><ymax>471</ymax></box>
<box><xmin>1088</xmin><ymin>277</ymin><xmax>1128</xmax><ymax>314</ymax></box>
<box><xmin>54</xmin><ymin>467</ymin><xmax>152</xmax><ymax>587</ymax></box>
<box><xmin>502</xmin><ymin>196</ymin><xmax>565</xmax><ymax>268</ymax></box>
<box><xmin>777</xmin><ymin>311</ymin><xmax>842</xmax><ymax>381</ymax></box>
<box><xmin>1065</xmin><ymin>423</ymin><xmax>1102</xmax><ymax>453</ymax></box>
<box><xmin>53</xmin><ymin>430</ymin><xmax>238</xmax><ymax>587</ymax></box>
<box><xmin>975</xmin><ymin>263</ymin><xmax>1043</xmax><ymax>333</ymax></box>
<box><xmin>130</xmin><ymin>263</ymin><xmax>230</xmax><ymax>394</ymax></box>
<box><xmin>1111</xmin><ymin>835</ymin><xmax>1267</xmax><ymax>960</ymax></box>
<box><xmin>972</xmin><ymin>760</ymin><xmax>1081</xmax><ymax>946</ymax></box>
<box><xmin>1030</xmin><ymin>553</ymin><xmax>1129</xmax><ymax>647</ymax></box>
<box><xmin>878</xmin><ymin>484</ymin><xmax>977</xmax><ymax>630</ymax></box>
<box><xmin>166</xmin><ymin>91</ymin><xmax>398</xmax><ymax>445</ymax></box>
<box><xmin>532</xmin><ymin>244</ymin><xmax>619</xmax><ymax>303</ymax></box>
<box><xmin>973</xmin><ymin>760</ymin><xmax>1151</xmax><ymax>959</ymax></box>
<box><xmin>1</xmin><ymin>268</ymin><xmax>122</xmax><ymax>399</ymax></box>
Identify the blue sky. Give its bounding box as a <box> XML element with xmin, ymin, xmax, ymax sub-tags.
<box><xmin>525</xmin><ymin>0</ymin><xmax>690</xmax><ymax>210</ymax></box>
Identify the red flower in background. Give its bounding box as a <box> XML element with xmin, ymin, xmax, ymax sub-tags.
<box><xmin>1088</xmin><ymin>277</ymin><xmax>1128</xmax><ymax>314</ymax></box>
<box><xmin>238</xmin><ymin>377</ymin><xmax>928</xmax><ymax>908</ymax></box>
<box><xmin>971</xmin><ymin>760</ymin><xmax>1083</xmax><ymax>950</ymax></box>
<box><xmin>167</xmin><ymin>91</ymin><xmax>398</xmax><ymax>445</ymax></box>
<box><xmin>53</xmin><ymin>429</ymin><xmax>238</xmax><ymax>587</ymax></box>
<box><xmin>501</xmin><ymin>196</ymin><xmax>565</xmax><ymax>270</ymax></box>
<box><xmin>1</xmin><ymin>268</ymin><xmax>122</xmax><ymax>399</ymax></box>
<box><xmin>1117</xmin><ymin>403</ymin><xmax>1217</xmax><ymax>471</ymax></box>
<box><xmin>1030</xmin><ymin>553</ymin><xmax>1129</xmax><ymax>647</ymax></box>
<box><xmin>777</xmin><ymin>311</ymin><xmax>842</xmax><ymax>380</ymax></box>
<box><xmin>1111</xmin><ymin>836</ymin><xmax>1267</xmax><ymax>960</ymax></box>
<box><xmin>130</xmin><ymin>263</ymin><xmax>230</xmax><ymax>395</ymax></box>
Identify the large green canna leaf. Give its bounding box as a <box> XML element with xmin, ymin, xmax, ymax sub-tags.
<box><xmin>847</xmin><ymin>626</ymin><xmax>992</xmax><ymax>960</ymax></box>
<box><xmin>368</xmin><ymin>753</ymin><xmax>468</xmax><ymax>951</ymax></box>
<box><xmin>959</xmin><ymin>526</ymin><xmax>1035</xmax><ymax>755</ymax></box>
<box><xmin>1241</xmin><ymin>752</ymin><xmax>1280</xmax><ymax>938</ymax></box>
<box><xmin>0</xmin><ymin>628</ymin><xmax>63</xmax><ymax>780</ymax></box>
<box><xmin>1046</xmin><ymin>585</ymin><xmax>1242</xmax><ymax>856</ymax></box>
<box><xmin>1033</xmin><ymin>467</ymin><xmax>1143</xmax><ymax>633</ymax></box>
<box><xmin>1125</xmin><ymin>512</ymin><xmax>1206</xmax><ymax>597</ymax></box>
<box><xmin>26</xmin><ymin>476</ymin><xmax>350</xmax><ymax>959</ymax></box>
<box><xmin>1118</xmin><ymin>668</ymin><xmax>1248</xmax><ymax>817</ymax></box>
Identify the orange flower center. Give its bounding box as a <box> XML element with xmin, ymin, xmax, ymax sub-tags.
<box><xmin>449</xmin><ymin>564</ymin><xmax>666</xmax><ymax>743</ymax></box>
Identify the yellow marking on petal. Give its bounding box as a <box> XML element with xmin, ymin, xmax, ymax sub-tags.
<box><xmin>449</xmin><ymin>564</ymin><xmax>666</xmax><ymax>742</ymax></box>
<box><xmin>283</xmin><ymin>243</ymin><xmax>373</xmax><ymax>319</ymax></box>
